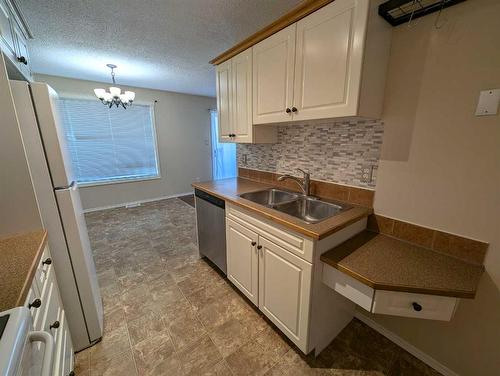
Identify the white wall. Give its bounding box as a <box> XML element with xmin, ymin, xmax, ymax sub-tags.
<box><xmin>36</xmin><ymin>74</ymin><xmax>216</xmax><ymax>210</ymax></box>
<box><xmin>367</xmin><ymin>1</ymin><xmax>500</xmax><ymax>375</ymax></box>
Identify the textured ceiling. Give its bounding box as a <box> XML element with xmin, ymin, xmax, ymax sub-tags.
<box><xmin>18</xmin><ymin>0</ymin><xmax>301</xmax><ymax>97</ymax></box>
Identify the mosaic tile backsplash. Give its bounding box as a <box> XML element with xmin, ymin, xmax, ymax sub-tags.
<box><xmin>237</xmin><ymin>119</ymin><xmax>384</xmax><ymax>188</ymax></box>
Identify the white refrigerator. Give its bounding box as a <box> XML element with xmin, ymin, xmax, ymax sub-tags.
<box><xmin>10</xmin><ymin>81</ymin><xmax>103</xmax><ymax>351</ymax></box>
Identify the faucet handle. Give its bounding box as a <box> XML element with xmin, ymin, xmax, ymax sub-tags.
<box><xmin>296</xmin><ymin>168</ymin><xmax>309</xmax><ymax>177</ymax></box>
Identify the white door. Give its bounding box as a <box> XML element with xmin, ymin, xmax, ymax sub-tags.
<box><xmin>226</xmin><ymin>218</ymin><xmax>259</xmax><ymax>305</ymax></box>
<box><xmin>231</xmin><ymin>49</ymin><xmax>252</xmax><ymax>143</ymax></box>
<box><xmin>216</xmin><ymin>59</ymin><xmax>232</xmax><ymax>142</ymax></box>
<box><xmin>252</xmin><ymin>24</ymin><xmax>296</xmax><ymax>124</ymax></box>
<box><xmin>30</xmin><ymin>82</ymin><xmax>75</xmax><ymax>188</ymax></box>
<box><xmin>55</xmin><ymin>184</ymin><xmax>103</xmax><ymax>341</ymax></box>
<box><xmin>258</xmin><ymin>236</ymin><xmax>312</xmax><ymax>352</ymax></box>
<box><xmin>292</xmin><ymin>0</ymin><xmax>368</xmax><ymax>121</ymax></box>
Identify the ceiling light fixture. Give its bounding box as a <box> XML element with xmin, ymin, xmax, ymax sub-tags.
<box><xmin>94</xmin><ymin>64</ymin><xmax>135</xmax><ymax>109</ymax></box>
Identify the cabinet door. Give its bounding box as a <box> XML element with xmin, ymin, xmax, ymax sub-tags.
<box><xmin>0</xmin><ymin>0</ymin><xmax>15</xmax><ymax>56</ymax></box>
<box><xmin>12</xmin><ymin>23</ymin><xmax>31</xmax><ymax>78</ymax></box>
<box><xmin>252</xmin><ymin>24</ymin><xmax>296</xmax><ymax>124</ymax></box>
<box><xmin>258</xmin><ymin>236</ymin><xmax>312</xmax><ymax>352</ymax></box>
<box><xmin>216</xmin><ymin>59</ymin><xmax>232</xmax><ymax>142</ymax></box>
<box><xmin>226</xmin><ymin>218</ymin><xmax>259</xmax><ymax>305</ymax></box>
<box><xmin>231</xmin><ymin>49</ymin><xmax>252</xmax><ymax>143</ymax></box>
<box><xmin>292</xmin><ymin>0</ymin><xmax>368</xmax><ymax>121</ymax></box>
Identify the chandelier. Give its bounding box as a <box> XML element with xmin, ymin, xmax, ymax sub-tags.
<box><xmin>94</xmin><ymin>64</ymin><xmax>135</xmax><ymax>109</ymax></box>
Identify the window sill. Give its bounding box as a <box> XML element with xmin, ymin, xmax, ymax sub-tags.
<box><xmin>78</xmin><ymin>175</ymin><xmax>161</xmax><ymax>188</ymax></box>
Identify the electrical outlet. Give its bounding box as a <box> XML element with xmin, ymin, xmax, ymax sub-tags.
<box><xmin>361</xmin><ymin>165</ymin><xmax>374</xmax><ymax>183</ymax></box>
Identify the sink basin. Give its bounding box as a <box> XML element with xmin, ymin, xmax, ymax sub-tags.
<box><xmin>239</xmin><ymin>189</ymin><xmax>299</xmax><ymax>207</ymax></box>
<box><xmin>239</xmin><ymin>189</ymin><xmax>350</xmax><ymax>224</ymax></box>
<box><xmin>276</xmin><ymin>197</ymin><xmax>347</xmax><ymax>224</ymax></box>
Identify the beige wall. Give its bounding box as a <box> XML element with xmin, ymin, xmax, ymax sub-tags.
<box><xmin>36</xmin><ymin>74</ymin><xmax>216</xmax><ymax>210</ymax></box>
<box><xmin>365</xmin><ymin>1</ymin><xmax>500</xmax><ymax>375</ymax></box>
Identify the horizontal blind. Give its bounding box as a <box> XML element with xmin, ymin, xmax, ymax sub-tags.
<box><xmin>57</xmin><ymin>98</ymin><xmax>159</xmax><ymax>185</ymax></box>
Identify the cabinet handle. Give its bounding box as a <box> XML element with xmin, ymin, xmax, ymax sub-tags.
<box><xmin>17</xmin><ymin>56</ymin><xmax>28</xmax><ymax>65</ymax></box>
<box><xmin>42</xmin><ymin>257</ymin><xmax>52</xmax><ymax>265</ymax></box>
<box><xmin>285</xmin><ymin>108</ymin><xmax>291</xmax><ymax>114</ymax></box>
<box><xmin>251</xmin><ymin>241</ymin><xmax>256</xmax><ymax>246</ymax></box>
<box><xmin>291</xmin><ymin>107</ymin><xmax>298</xmax><ymax>113</ymax></box>
<box><xmin>50</xmin><ymin>320</ymin><xmax>60</xmax><ymax>330</ymax></box>
<box><xmin>68</xmin><ymin>372</ymin><xmax>75</xmax><ymax>376</ymax></box>
<box><xmin>412</xmin><ymin>302</ymin><xmax>422</xmax><ymax>312</ymax></box>
<box><xmin>29</xmin><ymin>298</ymin><xmax>41</xmax><ymax>309</ymax></box>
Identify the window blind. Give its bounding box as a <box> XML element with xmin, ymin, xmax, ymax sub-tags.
<box><xmin>57</xmin><ymin>98</ymin><xmax>159</xmax><ymax>185</ymax></box>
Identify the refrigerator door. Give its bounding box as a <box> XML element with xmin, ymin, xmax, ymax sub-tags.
<box><xmin>29</xmin><ymin>82</ymin><xmax>74</xmax><ymax>188</ymax></box>
<box><xmin>54</xmin><ymin>183</ymin><xmax>103</xmax><ymax>343</ymax></box>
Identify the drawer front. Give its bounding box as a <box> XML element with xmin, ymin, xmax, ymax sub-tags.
<box><xmin>40</xmin><ymin>269</ymin><xmax>60</xmax><ymax>335</ymax></box>
<box><xmin>372</xmin><ymin>290</ymin><xmax>459</xmax><ymax>321</ymax></box>
<box><xmin>322</xmin><ymin>263</ymin><xmax>374</xmax><ymax>311</ymax></box>
<box><xmin>227</xmin><ymin>204</ymin><xmax>314</xmax><ymax>262</ymax></box>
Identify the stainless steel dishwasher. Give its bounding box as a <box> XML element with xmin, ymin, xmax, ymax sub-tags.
<box><xmin>195</xmin><ymin>189</ymin><xmax>227</xmax><ymax>274</ymax></box>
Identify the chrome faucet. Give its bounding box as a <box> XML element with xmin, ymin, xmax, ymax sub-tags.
<box><xmin>278</xmin><ymin>169</ymin><xmax>311</xmax><ymax>196</ymax></box>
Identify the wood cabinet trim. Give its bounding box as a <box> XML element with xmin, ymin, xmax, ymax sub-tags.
<box><xmin>209</xmin><ymin>0</ymin><xmax>335</xmax><ymax>65</ymax></box>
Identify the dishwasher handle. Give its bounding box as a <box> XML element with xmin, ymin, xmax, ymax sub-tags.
<box><xmin>194</xmin><ymin>189</ymin><xmax>225</xmax><ymax>209</ymax></box>
<box><xmin>29</xmin><ymin>330</ymin><xmax>54</xmax><ymax>376</ymax></box>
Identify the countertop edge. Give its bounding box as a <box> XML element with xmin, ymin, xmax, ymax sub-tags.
<box><xmin>320</xmin><ymin>256</ymin><xmax>477</xmax><ymax>299</ymax></box>
<box><xmin>192</xmin><ymin>182</ymin><xmax>371</xmax><ymax>240</ymax></box>
<box><xmin>15</xmin><ymin>230</ymin><xmax>48</xmax><ymax>307</ymax></box>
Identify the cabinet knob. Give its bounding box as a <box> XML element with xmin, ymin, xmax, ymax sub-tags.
<box><xmin>257</xmin><ymin>245</ymin><xmax>262</xmax><ymax>250</ymax></box>
<box><xmin>251</xmin><ymin>241</ymin><xmax>256</xmax><ymax>246</ymax></box>
<box><xmin>285</xmin><ymin>108</ymin><xmax>291</xmax><ymax>113</ymax></box>
<box><xmin>68</xmin><ymin>372</ymin><xmax>75</xmax><ymax>376</ymax></box>
<box><xmin>50</xmin><ymin>320</ymin><xmax>60</xmax><ymax>330</ymax></box>
<box><xmin>42</xmin><ymin>257</ymin><xmax>52</xmax><ymax>265</ymax></box>
<box><xmin>29</xmin><ymin>298</ymin><xmax>41</xmax><ymax>309</ymax></box>
<box><xmin>17</xmin><ymin>56</ymin><xmax>28</xmax><ymax>65</ymax></box>
<box><xmin>412</xmin><ymin>302</ymin><xmax>422</xmax><ymax>312</ymax></box>
<box><xmin>291</xmin><ymin>107</ymin><xmax>298</xmax><ymax>113</ymax></box>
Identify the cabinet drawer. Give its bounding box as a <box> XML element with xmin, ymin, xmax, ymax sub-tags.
<box><xmin>372</xmin><ymin>290</ymin><xmax>458</xmax><ymax>321</ymax></box>
<box><xmin>40</xmin><ymin>268</ymin><xmax>60</xmax><ymax>335</ymax></box>
<box><xmin>322</xmin><ymin>263</ymin><xmax>374</xmax><ymax>311</ymax></box>
<box><xmin>227</xmin><ymin>204</ymin><xmax>314</xmax><ymax>262</ymax></box>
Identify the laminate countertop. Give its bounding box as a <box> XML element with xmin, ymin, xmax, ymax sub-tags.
<box><xmin>192</xmin><ymin>178</ymin><xmax>371</xmax><ymax>240</ymax></box>
<box><xmin>320</xmin><ymin>230</ymin><xmax>484</xmax><ymax>298</ymax></box>
<box><xmin>0</xmin><ymin>230</ymin><xmax>48</xmax><ymax>311</ymax></box>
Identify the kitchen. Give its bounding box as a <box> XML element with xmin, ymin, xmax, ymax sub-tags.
<box><xmin>0</xmin><ymin>0</ymin><xmax>498</xmax><ymax>375</ymax></box>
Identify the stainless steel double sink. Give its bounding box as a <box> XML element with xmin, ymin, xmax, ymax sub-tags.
<box><xmin>239</xmin><ymin>188</ymin><xmax>350</xmax><ymax>224</ymax></box>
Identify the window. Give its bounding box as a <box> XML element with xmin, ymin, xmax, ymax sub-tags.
<box><xmin>210</xmin><ymin>110</ymin><xmax>236</xmax><ymax>179</ymax></box>
<box><xmin>58</xmin><ymin>98</ymin><xmax>160</xmax><ymax>186</ymax></box>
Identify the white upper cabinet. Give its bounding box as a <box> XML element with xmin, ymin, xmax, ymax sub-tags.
<box><xmin>251</xmin><ymin>0</ymin><xmax>390</xmax><ymax>124</ymax></box>
<box><xmin>0</xmin><ymin>0</ymin><xmax>15</xmax><ymax>56</ymax></box>
<box><xmin>216</xmin><ymin>49</ymin><xmax>277</xmax><ymax>144</ymax></box>
<box><xmin>252</xmin><ymin>25</ymin><xmax>296</xmax><ymax>124</ymax></box>
<box><xmin>293</xmin><ymin>0</ymin><xmax>367</xmax><ymax>121</ymax></box>
<box><xmin>216</xmin><ymin>59</ymin><xmax>232</xmax><ymax>141</ymax></box>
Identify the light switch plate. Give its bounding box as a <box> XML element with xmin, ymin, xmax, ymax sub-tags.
<box><xmin>475</xmin><ymin>89</ymin><xmax>500</xmax><ymax>116</ymax></box>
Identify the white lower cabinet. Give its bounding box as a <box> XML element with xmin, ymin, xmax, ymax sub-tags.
<box><xmin>24</xmin><ymin>244</ymin><xmax>74</xmax><ymax>376</ymax></box>
<box><xmin>258</xmin><ymin>236</ymin><xmax>312</xmax><ymax>350</ymax></box>
<box><xmin>226</xmin><ymin>218</ymin><xmax>259</xmax><ymax>305</ymax></box>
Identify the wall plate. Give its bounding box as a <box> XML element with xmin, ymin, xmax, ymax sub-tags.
<box><xmin>475</xmin><ymin>89</ymin><xmax>500</xmax><ymax>116</ymax></box>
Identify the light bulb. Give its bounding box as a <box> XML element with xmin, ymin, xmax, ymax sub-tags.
<box><xmin>94</xmin><ymin>88</ymin><xmax>106</xmax><ymax>99</ymax></box>
<box><xmin>125</xmin><ymin>91</ymin><xmax>135</xmax><ymax>102</ymax></box>
<box><xmin>103</xmin><ymin>92</ymin><xmax>113</xmax><ymax>102</ymax></box>
<box><xmin>109</xmin><ymin>87</ymin><xmax>121</xmax><ymax>97</ymax></box>
<box><xmin>119</xmin><ymin>93</ymin><xmax>128</xmax><ymax>103</ymax></box>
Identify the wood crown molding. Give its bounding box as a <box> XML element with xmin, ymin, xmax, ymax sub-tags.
<box><xmin>209</xmin><ymin>0</ymin><xmax>335</xmax><ymax>65</ymax></box>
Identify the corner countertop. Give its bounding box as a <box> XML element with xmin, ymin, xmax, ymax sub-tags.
<box><xmin>320</xmin><ymin>230</ymin><xmax>484</xmax><ymax>298</ymax></box>
<box><xmin>192</xmin><ymin>178</ymin><xmax>372</xmax><ymax>240</ymax></box>
<box><xmin>0</xmin><ymin>230</ymin><xmax>48</xmax><ymax>311</ymax></box>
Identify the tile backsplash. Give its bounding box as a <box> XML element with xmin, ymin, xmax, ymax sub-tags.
<box><xmin>237</xmin><ymin>119</ymin><xmax>384</xmax><ymax>188</ymax></box>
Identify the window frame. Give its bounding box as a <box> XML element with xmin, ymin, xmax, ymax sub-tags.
<box><xmin>59</xmin><ymin>97</ymin><xmax>162</xmax><ymax>187</ymax></box>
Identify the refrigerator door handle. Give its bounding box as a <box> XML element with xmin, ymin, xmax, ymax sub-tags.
<box><xmin>55</xmin><ymin>181</ymin><xmax>76</xmax><ymax>190</ymax></box>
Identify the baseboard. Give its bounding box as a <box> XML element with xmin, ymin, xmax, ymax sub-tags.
<box><xmin>82</xmin><ymin>191</ymin><xmax>193</xmax><ymax>213</ymax></box>
<box><xmin>354</xmin><ymin>312</ymin><xmax>458</xmax><ymax>376</ymax></box>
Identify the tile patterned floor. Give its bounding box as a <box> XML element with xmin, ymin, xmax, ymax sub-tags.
<box><xmin>77</xmin><ymin>198</ymin><xmax>442</xmax><ymax>376</ymax></box>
